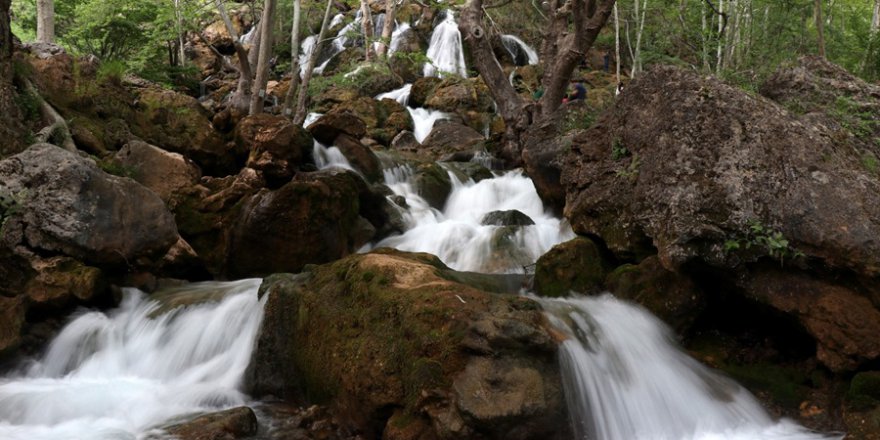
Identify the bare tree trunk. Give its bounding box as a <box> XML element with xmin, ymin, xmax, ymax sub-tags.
<box><xmin>375</xmin><ymin>0</ymin><xmax>396</xmax><ymax>58</ymax></box>
<box><xmin>250</xmin><ymin>0</ymin><xmax>277</xmax><ymax>115</ymax></box>
<box><xmin>873</xmin><ymin>0</ymin><xmax>880</xmax><ymax>36</ymax></box>
<box><xmin>702</xmin><ymin>0</ymin><xmax>709</xmax><ymax>70</ymax></box>
<box><xmin>815</xmin><ymin>0</ymin><xmax>826</xmax><ymax>58</ymax></box>
<box><xmin>715</xmin><ymin>0</ymin><xmax>724</xmax><ymax>74</ymax></box>
<box><xmin>36</xmin><ymin>0</ymin><xmax>55</xmax><ymax>44</ymax></box>
<box><xmin>174</xmin><ymin>0</ymin><xmax>186</xmax><ymax>67</ymax></box>
<box><xmin>360</xmin><ymin>0</ymin><xmax>374</xmax><ymax>62</ymax></box>
<box><xmin>216</xmin><ymin>0</ymin><xmax>255</xmax><ymax>112</ymax></box>
<box><xmin>633</xmin><ymin>0</ymin><xmax>647</xmax><ymax>75</ymax></box>
<box><xmin>460</xmin><ymin>0</ymin><xmax>616</xmax><ymax>160</ymax></box>
<box><xmin>614</xmin><ymin>3</ymin><xmax>621</xmax><ymax>83</ymax></box>
<box><xmin>293</xmin><ymin>0</ymin><xmax>334</xmax><ymax>125</ymax></box>
<box><xmin>284</xmin><ymin>0</ymin><xmax>302</xmax><ymax>116</ymax></box>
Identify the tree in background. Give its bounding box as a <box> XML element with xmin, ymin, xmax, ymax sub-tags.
<box><xmin>250</xmin><ymin>0</ymin><xmax>277</xmax><ymax>115</ymax></box>
<box><xmin>36</xmin><ymin>0</ymin><xmax>54</xmax><ymax>43</ymax></box>
<box><xmin>460</xmin><ymin>0</ymin><xmax>617</xmax><ymax>162</ymax></box>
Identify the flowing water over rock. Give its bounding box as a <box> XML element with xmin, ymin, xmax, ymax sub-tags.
<box><xmin>539</xmin><ymin>294</ymin><xmax>843</xmax><ymax>440</ymax></box>
<box><xmin>0</xmin><ymin>280</ymin><xmax>265</xmax><ymax>440</ymax></box>
<box><xmin>424</xmin><ymin>11</ymin><xmax>467</xmax><ymax>78</ymax></box>
<box><xmin>501</xmin><ymin>34</ymin><xmax>539</xmax><ymax>65</ymax></box>
<box><xmin>369</xmin><ymin>166</ymin><xmax>574</xmax><ymax>273</ymax></box>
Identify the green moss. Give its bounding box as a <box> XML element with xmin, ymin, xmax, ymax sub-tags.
<box><xmin>721</xmin><ymin>363</ymin><xmax>809</xmax><ymax>408</ymax></box>
<box><xmin>848</xmin><ymin>372</ymin><xmax>880</xmax><ymax>411</ymax></box>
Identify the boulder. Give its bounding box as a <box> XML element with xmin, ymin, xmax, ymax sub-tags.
<box><xmin>225</xmin><ymin>169</ymin><xmax>367</xmax><ymax>278</ymax></box>
<box><xmin>741</xmin><ymin>270</ymin><xmax>880</xmax><ymax>373</ymax></box>
<box><xmin>249</xmin><ymin>250</ymin><xmax>566</xmax><ymax>439</ymax></box>
<box><xmin>24</xmin><ymin>256</ymin><xmax>104</xmax><ymax>307</ymax></box>
<box><xmin>481</xmin><ymin>210</ymin><xmax>535</xmax><ymax>227</ymax></box>
<box><xmin>307</xmin><ymin>110</ymin><xmax>367</xmax><ymax>145</ymax></box>
<box><xmin>164</xmin><ymin>406</ymin><xmax>258</xmax><ymax>440</ymax></box>
<box><xmin>0</xmin><ymin>144</ymin><xmax>178</xmax><ymax>267</ymax></box>
<box><xmin>409</xmin><ymin>77</ymin><xmax>443</xmax><ymax>108</ymax></box>
<box><xmin>605</xmin><ymin>256</ymin><xmax>703</xmax><ymax>333</ymax></box>
<box><xmin>113</xmin><ymin>140</ymin><xmax>201</xmax><ymax>206</ymax></box>
<box><xmin>561</xmin><ymin>65</ymin><xmax>880</xmax><ymax>277</ymax></box>
<box><xmin>411</xmin><ymin>162</ymin><xmax>453</xmax><ymax>210</ymax></box>
<box><xmin>425</xmin><ymin>77</ymin><xmax>495</xmax><ymax>114</ymax></box>
<box><xmin>421</xmin><ymin>121</ymin><xmax>485</xmax><ymax>159</ymax></box>
<box><xmin>391</xmin><ymin>131</ymin><xmax>420</xmax><ymax>152</ymax></box>
<box><xmin>311</xmin><ymin>86</ymin><xmax>362</xmax><ymax>114</ymax></box>
<box><xmin>236</xmin><ymin>114</ymin><xmax>314</xmax><ymax>188</ymax></box>
<box><xmin>173</xmin><ymin>168</ymin><xmax>267</xmax><ymax>277</ymax></box>
<box><xmin>333</xmin><ymin>134</ymin><xmax>382</xmax><ymax>182</ymax></box>
<box><xmin>533</xmin><ymin>237</ymin><xmax>609</xmax><ymax>298</ymax></box>
<box><xmin>0</xmin><ymin>296</ymin><xmax>25</xmax><ymax>358</ymax></box>
<box><xmin>133</xmin><ymin>85</ymin><xmax>234</xmax><ymax>175</ymax></box>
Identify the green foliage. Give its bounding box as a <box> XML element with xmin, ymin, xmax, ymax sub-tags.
<box><xmin>725</xmin><ymin>220</ymin><xmax>804</xmax><ymax>264</ymax></box>
<box><xmin>95</xmin><ymin>157</ymin><xmax>136</xmax><ymax>178</ymax></box>
<box><xmin>615</xmin><ymin>153</ymin><xmax>640</xmax><ymax>181</ymax></box>
<box><xmin>0</xmin><ymin>188</ymin><xmax>27</xmax><ymax>235</ymax></box>
<box><xmin>13</xmin><ymin>89</ymin><xmax>41</xmax><ymax>122</ymax></box>
<box><xmin>862</xmin><ymin>152</ymin><xmax>879</xmax><ymax>174</ymax></box>
<box><xmin>829</xmin><ymin>96</ymin><xmax>877</xmax><ymax>140</ymax></box>
<box><xmin>611</xmin><ymin>137</ymin><xmax>629</xmax><ymax>160</ymax></box>
<box><xmin>96</xmin><ymin>60</ymin><xmax>128</xmax><ymax>85</ymax></box>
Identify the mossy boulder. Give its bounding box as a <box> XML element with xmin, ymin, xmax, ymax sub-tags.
<box><xmin>248</xmin><ymin>250</ymin><xmax>566</xmax><ymax>439</ymax></box>
<box><xmin>225</xmin><ymin>169</ymin><xmax>370</xmax><ymax>278</ymax></box>
<box><xmin>605</xmin><ymin>256</ymin><xmax>704</xmax><ymax>333</ymax></box>
<box><xmin>236</xmin><ymin>114</ymin><xmax>315</xmax><ymax>188</ymax></box>
<box><xmin>481</xmin><ymin>210</ymin><xmax>535</xmax><ymax>227</ymax></box>
<box><xmin>409</xmin><ymin>77</ymin><xmax>443</xmax><ymax>108</ymax></box>
<box><xmin>533</xmin><ymin>237</ymin><xmax>610</xmax><ymax>297</ymax></box>
<box><xmin>333</xmin><ymin>134</ymin><xmax>382</xmax><ymax>182</ymax></box>
<box><xmin>411</xmin><ymin>162</ymin><xmax>452</xmax><ymax>210</ymax></box>
<box><xmin>848</xmin><ymin>372</ymin><xmax>880</xmax><ymax>411</ymax></box>
<box><xmin>420</xmin><ymin>121</ymin><xmax>486</xmax><ymax>160</ymax></box>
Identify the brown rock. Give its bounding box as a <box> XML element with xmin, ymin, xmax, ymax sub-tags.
<box><xmin>332</xmin><ymin>134</ymin><xmax>381</xmax><ymax>182</ymax></box>
<box><xmin>114</xmin><ymin>140</ymin><xmax>201</xmax><ymax>206</ymax></box>
<box><xmin>236</xmin><ymin>114</ymin><xmax>314</xmax><ymax>187</ymax></box>
<box><xmin>307</xmin><ymin>110</ymin><xmax>367</xmax><ymax>145</ymax></box>
<box><xmin>743</xmin><ymin>270</ymin><xmax>880</xmax><ymax>372</ymax></box>
<box><xmin>534</xmin><ymin>237</ymin><xmax>610</xmax><ymax>298</ymax></box>
<box><xmin>420</xmin><ymin>121</ymin><xmax>485</xmax><ymax>159</ymax></box>
<box><xmin>164</xmin><ymin>406</ymin><xmax>258</xmax><ymax>440</ymax></box>
<box><xmin>0</xmin><ymin>295</ymin><xmax>25</xmax><ymax>358</ymax></box>
<box><xmin>24</xmin><ymin>256</ymin><xmax>104</xmax><ymax>307</ymax></box>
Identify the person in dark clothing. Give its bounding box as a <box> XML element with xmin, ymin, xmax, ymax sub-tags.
<box><xmin>569</xmin><ymin>82</ymin><xmax>587</xmax><ymax>101</ymax></box>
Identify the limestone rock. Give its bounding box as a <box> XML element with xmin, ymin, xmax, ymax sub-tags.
<box><xmin>164</xmin><ymin>406</ymin><xmax>258</xmax><ymax>440</ymax></box>
<box><xmin>249</xmin><ymin>250</ymin><xmax>566</xmax><ymax>439</ymax></box>
<box><xmin>0</xmin><ymin>144</ymin><xmax>178</xmax><ymax>267</ymax></box>
<box><xmin>307</xmin><ymin>110</ymin><xmax>367</xmax><ymax>145</ymax></box>
<box><xmin>481</xmin><ymin>210</ymin><xmax>535</xmax><ymax>227</ymax></box>
<box><xmin>421</xmin><ymin>121</ymin><xmax>485</xmax><ymax>159</ymax></box>
<box><xmin>534</xmin><ymin>237</ymin><xmax>609</xmax><ymax>297</ymax></box>
<box><xmin>114</xmin><ymin>140</ymin><xmax>201</xmax><ymax>206</ymax></box>
<box><xmin>236</xmin><ymin>114</ymin><xmax>314</xmax><ymax>188</ymax></box>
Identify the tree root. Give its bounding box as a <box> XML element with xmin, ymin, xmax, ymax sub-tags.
<box><xmin>22</xmin><ymin>79</ymin><xmax>76</xmax><ymax>152</ymax></box>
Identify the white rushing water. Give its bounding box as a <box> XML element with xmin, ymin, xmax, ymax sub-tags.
<box><xmin>501</xmin><ymin>34</ymin><xmax>539</xmax><ymax>65</ymax></box>
<box><xmin>539</xmin><ymin>295</ymin><xmax>843</xmax><ymax>440</ymax></box>
<box><xmin>0</xmin><ymin>280</ymin><xmax>265</xmax><ymax>440</ymax></box>
<box><xmin>424</xmin><ymin>11</ymin><xmax>468</xmax><ymax>78</ymax></box>
<box><xmin>371</xmin><ymin>167</ymin><xmax>574</xmax><ymax>273</ymax></box>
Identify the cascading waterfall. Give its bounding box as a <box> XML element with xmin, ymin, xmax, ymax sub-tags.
<box><xmin>0</xmin><ymin>279</ymin><xmax>266</xmax><ymax>440</ymax></box>
<box><xmin>501</xmin><ymin>34</ymin><xmax>539</xmax><ymax>65</ymax></box>
<box><xmin>370</xmin><ymin>167</ymin><xmax>574</xmax><ymax>273</ymax></box>
<box><xmin>539</xmin><ymin>295</ymin><xmax>843</xmax><ymax>440</ymax></box>
<box><xmin>424</xmin><ymin>11</ymin><xmax>468</xmax><ymax>78</ymax></box>
<box><xmin>388</xmin><ymin>23</ymin><xmax>412</xmax><ymax>56</ymax></box>
<box><xmin>376</xmin><ymin>83</ymin><xmax>412</xmax><ymax>105</ymax></box>
<box><xmin>377</xmin><ymin>84</ymin><xmax>449</xmax><ymax>143</ymax></box>
<box><xmin>303</xmin><ymin>113</ymin><xmax>354</xmax><ymax>171</ymax></box>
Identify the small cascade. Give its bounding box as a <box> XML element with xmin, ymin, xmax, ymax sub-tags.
<box><xmin>240</xmin><ymin>25</ymin><xmax>258</xmax><ymax>46</ymax></box>
<box><xmin>370</xmin><ymin>169</ymin><xmax>574</xmax><ymax>273</ymax></box>
<box><xmin>539</xmin><ymin>295</ymin><xmax>843</xmax><ymax>440</ymax></box>
<box><xmin>303</xmin><ymin>113</ymin><xmax>354</xmax><ymax>171</ymax></box>
<box><xmin>501</xmin><ymin>34</ymin><xmax>539</xmax><ymax>65</ymax></box>
<box><xmin>388</xmin><ymin>23</ymin><xmax>411</xmax><ymax>56</ymax></box>
<box><xmin>408</xmin><ymin>107</ymin><xmax>449</xmax><ymax>143</ymax></box>
<box><xmin>376</xmin><ymin>83</ymin><xmax>412</xmax><ymax>105</ymax></box>
<box><xmin>424</xmin><ymin>11</ymin><xmax>468</xmax><ymax>78</ymax></box>
<box><xmin>0</xmin><ymin>280</ymin><xmax>266</xmax><ymax>440</ymax></box>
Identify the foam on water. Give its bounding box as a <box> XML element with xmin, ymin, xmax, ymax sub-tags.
<box><xmin>538</xmin><ymin>294</ymin><xmax>844</xmax><ymax>440</ymax></box>
<box><xmin>0</xmin><ymin>279</ymin><xmax>265</xmax><ymax>440</ymax></box>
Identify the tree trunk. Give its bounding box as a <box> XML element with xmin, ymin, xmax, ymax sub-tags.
<box><xmin>376</xmin><ymin>0</ymin><xmax>396</xmax><ymax>58</ymax></box>
<box><xmin>460</xmin><ymin>0</ymin><xmax>616</xmax><ymax>162</ymax></box>
<box><xmin>614</xmin><ymin>2</ymin><xmax>621</xmax><ymax>83</ymax></box>
<box><xmin>873</xmin><ymin>0</ymin><xmax>880</xmax><ymax>36</ymax></box>
<box><xmin>250</xmin><ymin>0</ymin><xmax>277</xmax><ymax>115</ymax></box>
<box><xmin>284</xmin><ymin>0</ymin><xmax>302</xmax><ymax>116</ymax></box>
<box><xmin>174</xmin><ymin>0</ymin><xmax>186</xmax><ymax>67</ymax></box>
<box><xmin>216</xmin><ymin>0</ymin><xmax>255</xmax><ymax>112</ymax></box>
<box><xmin>293</xmin><ymin>0</ymin><xmax>334</xmax><ymax>125</ymax></box>
<box><xmin>360</xmin><ymin>0</ymin><xmax>374</xmax><ymax>61</ymax></box>
<box><xmin>815</xmin><ymin>0</ymin><xmax>826</xmax><ymax>58</ymax></box>
<box><xmin>715</xmin><ymin>0</ymin><xmax>724</xmax><ymax>74</ymax></box>
<box><xmin>36</xmin><ymin>0</ymin><xmax>55</xmax><ymax>44</ymax></box>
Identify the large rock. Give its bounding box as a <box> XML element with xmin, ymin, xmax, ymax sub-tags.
<box><xmin>560</xmin><ymin>64</ymin><xmax>880</xmax><ymax>372</ymax></box>
<box><xmin>164</xmin><ymin>406</ymin><xmax>258</xmax><ymax>440</ymax></box>
<box><xmin>0</xmin><ymin>295</ymin><xmax>25</xmax><ymax>358</ymax></box>
<box><xmin>113</xmin><ymin>140</ymin><xmax>201</xmax><ymax>206</ymax></box>
<box><xmin>249</xmin><ymin>250</ymin><xmax>567</xmax><ymax>439</ymax></box>
<box><xmin>225</xmin><ymin>169</ymin><xmax>368</xmax><ymax>278</ymax></box>
<box><xmin>0</xmin><ymin>144</ymin><xmax>178</xmax><ymax>267</ymax></box>
<box><xmin>307</xmin><ymin>110</ymin><xmax>367</xmax><ymax>145</ymax></box>
<box><xmin>333</xmin><ymin>134</ymin><xmax>382</xmax><ymax>182</ymax></box>
<box><xmin>236</xmin><ymin>114</ymin><xmax>314</xmax><ymax>188</ymax></box>
<box><xmin>421</xmin><ymin>121</ymin><xmax>486</xmax><ymax>159</ymax></box>
<box><xmin>533</xmin><ymin>237</ymin><xmax>609</xmax><ymax>298</ymax></box>
<box><xmin>562</xmin><ymin>65</ymin><xmax>880</xmax><ymax>277</ymax></box>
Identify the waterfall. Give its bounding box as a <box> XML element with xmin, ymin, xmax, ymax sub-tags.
<box><xmin>539</xmin><ymin>294</ymin><xmax>843</xmax><ymax>440</ymax></box>
<box><xmin>369</xmin><ymin>169</ymin><xmax>574</xmax><ymax>273</ymax></box>
<box><xmin>501</xmin><ymin>34</ymin><xmax>539</xmax><ymax>65</ymax></box>
<box><xmin>424</xmin><ymin>11</ymin><xmax>468</xmax><ymax>78</ymax></box>
<box><xmin>376</xmin><ymin>83</ymin><xmax>413</xmax><ymax>106</ymax></box>
<box><xmin>407</xmin><ymin>107</ymin><xmax>449</xmax><ymax>143</ymax></box>
<box><xmin>0</xmin><ymin>280</ymin><xmax>266</xmax><ymax>440</ymax></box>
<box><xmin>389</xmin><ymin>23</ymin><xmax>411</xmax><ymax>56</ymax></box>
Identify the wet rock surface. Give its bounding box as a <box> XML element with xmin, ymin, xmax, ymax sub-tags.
<box><xmin>249</xmin><ymin>250</ymin><xmax>567</xmax><ymax>440</ymax></box>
